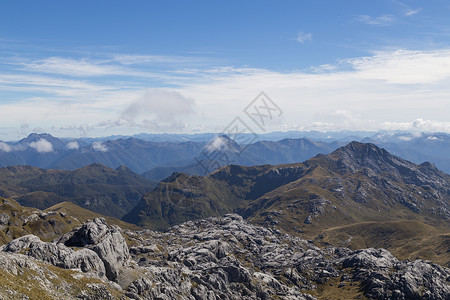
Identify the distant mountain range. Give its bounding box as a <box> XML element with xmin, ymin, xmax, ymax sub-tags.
<box><xmin>1</xmin><ymin>132</ymin><xmax>449</xmax><ymax>178</ymax></box>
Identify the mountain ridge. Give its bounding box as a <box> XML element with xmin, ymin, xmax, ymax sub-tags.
<box><xmin>123</xmin><ymin>141</ymin><xmax>450</xmax><ymax>265</ymax></box>
<box><xmin>0</xmin><ymin>163</ymin><xmax>156</xmax><ymax>218</ymax></box>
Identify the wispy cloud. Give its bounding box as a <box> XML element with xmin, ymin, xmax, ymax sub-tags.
<box><xmin>355</xmin><ymin>14</ymin><xmax>396</xmax><ymax>26</ymax></box>
<box><xmin>392</xmin><ymin>0</ymin><xmax>423</xmax><ymax>17</ymax></box>
<box><xmin>22</xmin><ymin>57</ymin><xmax>125</xmax><ymax>77</ymax></box>
<box><xmin>19</xmin><ymin>56</ymin><xmax>170</xmax><ymax>79</ymax></box>
<box><xmin>112</xmin><ymin>54</ymin><xmax>198</xmax><ymax>65</ymax></box>
<box><xmin>405</xmin><ymin>8</ymin><xmax>422</xmax><ymax>16</ymax></box>
<box><xmin>296</xmin><ymin>32</ymin><xmax>312</xmax><ymax>44</ymax></box>
<box><xmin>310</xmin><ymin>64</ymin><xmax>337</xmax><ymax>73</ymax></box>
<box><xmin>1</xmin><ymin>48</ymin><xmax>450</xmax><ymax>137</ymax></box>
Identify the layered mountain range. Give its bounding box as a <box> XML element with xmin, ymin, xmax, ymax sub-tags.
<box><xmin>124</xmin><ymin>142</ymin><xmax>450</xmax><ymax>266</ymax></box>
<box><xmin>0</xmin><ymin>138</ymin><xmax>449</xmax><ymax>299</ymax></box>
<box><xmin>1</xmin><ymin>132</ymin><xmax>449</xmax><ymax>178</ymax></box>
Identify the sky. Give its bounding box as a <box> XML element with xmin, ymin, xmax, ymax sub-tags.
<box><xmin>0</xmin><ymin>0</ymin><xmax>450</xmax><ymax>140</ymax></box>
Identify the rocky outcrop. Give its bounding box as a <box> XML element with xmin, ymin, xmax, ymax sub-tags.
<box><xmin>1</xmin><ymin>214</ymin><xmax>448</xmax><ymax>299</ymax></box>
<box><xmin>1</xmin><ymin>234</ymin><xmax>106</xmax><ymax>276</ymax></box>
<box><xmin>60</xmin><ymin>217</ymin><xmax>130</xmax><ymax>281</ymax></box>
<box><xmin>341</xmin><ymin>248</ymin><xmax>450</xmax><ymax>299</ymax></box>
<box><xmin>125</xmin><ymin>214</ymin><xmax>450</xmax><ymax>300</ymax></box>
<box><xmin>0</xmin><ymin>251</ymin><xmax>116</xmax><ymax>300</ymax></box>
<box><xmin>1</xmin><ymin>218</ymin><xmax>129</xmax><ymax>282</ymax></box>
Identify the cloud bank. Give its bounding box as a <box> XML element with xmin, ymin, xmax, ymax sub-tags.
<box><xmin>29</xmin><ymin>139</ymin><xmax>54</xmax><ymax>153</ymax></box>
<box><xmin>120</xmin><ymin>89</ymin><xmax>196</xmax><ymax>131</ymax></box>
<box><xmin>66</xmin><ymin>141</ymin><xmax>80</xmax><ymax>150</ymax></box>
<box><xmin>1</xmin><ymin>48</ymin><xmax>450</xmax><ymax>137</ymax></box>
<box><xmin>92</xmin><ymin>142</ymin><xmax>108</xmax><ymax>152</ymax></box>
<box><xmin>0</xmin><ymin>142</ymin><xmax>12</xmax><ymax>152</ymax></box>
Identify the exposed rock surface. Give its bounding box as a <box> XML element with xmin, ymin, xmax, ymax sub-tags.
<box><xmin>125</xmin><ymin>214</ymin><xmax>449</xmax><ymax>300</ymax></box>
<box><xmin>60</xmin><ymin>217</ymin><xmax>130</xmax><ymax>281</ymax></box>
<box><xmin>1</xmin><ymin>233</ymin><xmax>107</xmax><ymax>278</ymax></box>
<box><xmin>1</xmin><ymin>214</ymin><xmax>449</xmax><ymax>299</ymax></box>
<box><xmin>1</xmin><ymin>217</ymin><xmax>129</xmax><ymax>282</ymax></box>
<box><xmin>0</xmin><ymin>251</ymin><xmax>116</xmax><ymax>300</ymax></box>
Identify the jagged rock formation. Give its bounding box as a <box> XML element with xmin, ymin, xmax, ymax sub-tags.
<box><xmin>60</xmin><ymin>218</ymin><xmax>130</xmax><ymax>281</ymax></box>
<box><xmin>124</xmin><ymin>214</ymin><xmax>449</xmax><ymax>300</ymax></box>
<box><xmin>1</xmin><ymin>214</ymin><xmax>448</xmax><ymax>299</ymax></box>
<box><xmin>1</xmin><ymin>218</ymin><xmax>129</xmax><ymax>282</ymax></box>
<box><xmin>1</xmin><ymin>234</ymin><xmax>106</xmax><ymax>276</ymax></box>
<box><xmin>0</xmin><ymin>251</ymin><xmax>117</xmax><ymax>300</ymax></box>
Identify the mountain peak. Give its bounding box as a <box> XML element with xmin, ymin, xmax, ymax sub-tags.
<box><xmin>80</xmin><ymin>162</ymin><xmax>113</xmax><ymax>172</ymax></box>
<box><xmin>332</xmin><ymin>141</ymin><xmax>390</xmax><ymax>160</ymax></box>
<box><xmin>16</xmin><ymin>133</ymin><xmax>65</xmax><ymax>150</ymax></box>
<box><xmin>23</xmin><ymin>133</ymin><xmax>56</xmax><ymax>142</ymax></box>
<box><xmin>115</xmin><ymin>165</ymin><xmax>135</xmax><ymax>173</ymax></box>
<box><xmin>204</xmin><ymin>135</ymin><xmax>240</xmax><ymax>153</ymax></box>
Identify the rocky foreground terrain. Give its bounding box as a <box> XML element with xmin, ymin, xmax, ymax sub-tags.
<box><xmin>0</xmin><ymin>213</ymin><xmax>448</xmax><ymax>299</ymax></box>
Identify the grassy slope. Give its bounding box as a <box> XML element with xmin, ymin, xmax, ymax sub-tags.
<box><xmin>46</xmin><ymin>201</ymin><xmax>141</xmax><ymax>231</ymax></box>
<box><xmin>0</xmin><ymin>197</ymin><xmax>81</xmax><ymax>244</ymax></box>
<box><xmin>318</xmin><ymin>220</ymin><xmax>450</xmax><ymax>267</ymax></box>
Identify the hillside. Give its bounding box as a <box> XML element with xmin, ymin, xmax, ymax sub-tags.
<box><xmin>0</xmin><ymin>163</ymin><xmax>156</xmax><ymax>218</ymax></box>
<box><xmin>123</xmin><ymin>142</ymin><xmax>450</xmax><ymax>265</ymax></box>
<box><xmin>0</xmin><ymin>197</ymin><xmax>81</xmax><ymax>244</ymax></box>
<box><xmin>46</xmin><ymin>201</ymin><xmax>141</xmax><ymax>231</ymax></box>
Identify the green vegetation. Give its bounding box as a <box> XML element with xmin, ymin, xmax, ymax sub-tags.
<box><xmin>0</xmin><ymin>163</ymin><xmax>156</xmax><ymax>218</ymax></box>
<box><xmin>47</xmin><ymin>201</ymin><xmax>141</xmax><ymax>231</ymax></box>
<box><xmin>0</xmin><ymin>197</ymin><xmax>81</xmax><ymax>244</ymax></box>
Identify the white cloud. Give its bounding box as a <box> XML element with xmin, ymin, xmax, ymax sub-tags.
<box><xmin>398</xmin><ymin>136</ymin><xmax>413</xmax><ymax>141</ymax></box>
<box><xmin>120</xmin><ymin>89</ymin><xmax>196</xmax><ymax>131</ymax></box>
<box><xmin>66</xmin><ymin>141</ymin><xmax>79</xmax><ymax>150</ymax></box>
<box><xmin>380</xmin><ymin>119</ymin><xmax>450</xmax><ymax>133</ymax></box>
<box><xmin>29</xmin><ymin>139</ymin><xmax>53</xmax><ymax>153</ymax></box>
<box><xmin>310</xmin><ymin>64</ymin><xmax>337</xmax><ymax>73</ymax></box>
<box><xmin>23</xmin><ymin>57</ymin><xmax>124</xmax><ymax>77</ymax></box>
<box><xmin>60</xmin><ymin>124</ymin><xmax>91</xmax><ymax>137</ymax></box>
<box><xmin>347</xmin><ymin>49</ymin><xmax>450</xmax><ymax>84</ymax></box>
<box><xmin>405</xmin><ymin>8</ymin><xmax>422</xmax><ymax>16</ymax></box>
<box><xmin>1</xmin><ymin>48</ymin><xmax>450</xmax><ymax>138</ymax></box>
<box><xmin>112</xmin><ymin>54</ymin><xmax>196</xmax><ymax>65</ymax></box>
<box><xmin>92</xmin><ymin>141</ymin><xmax>108</xmax><ymax>152</ymax></box>
<box><xmin>296</xmin><ymin>32</ymin><xmax>312</xmax><ymax>44</ymax></box>
<box><xmin>355</xmin><ymin>15</ymin><xmax>396</xmax><ymax>26</ymax></box>
<box><xmin>0</xmin><ymin>142</ymin><xmax>12</xmax><ymax>152</ymax></box>
<box><xmin>205</xmin><ymin>136</ymin><xmax>235</xmax><ymax>153</ymax></box>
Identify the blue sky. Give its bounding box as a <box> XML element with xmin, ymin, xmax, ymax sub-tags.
<box><xmin>1</xmin><ymin>0</ymin><xmax>450</xmax><ymax>140</ymax></box>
